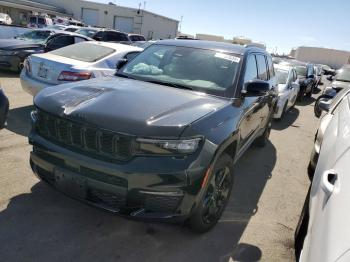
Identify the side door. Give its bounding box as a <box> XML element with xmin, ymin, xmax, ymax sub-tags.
<box><xmin>289</xmin><ymin>69</ymin><xmax>299</xmax><ymax>106</ymax></box>
<box><xmin>238</xmin><ymin>54</ymin><xmax>260</xmax><ymax>150</ymax></box>
<box><xmin>255</xmin><ymin>54</ymin><xmax>273</xmax><ymax>130</ymax></box>
<box><xmin>45</xmin><ymin>35</ymin><xmax>75</xmax><ymax>52</ymax></box>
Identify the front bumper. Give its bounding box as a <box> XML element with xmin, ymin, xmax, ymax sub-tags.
<box><xmin>20</xmin><ymin>69</ymin><xmax>53</xmax><ymax>96</ymax></box>
<box><xmin>0</xmin><ymin>55</ymin><xmax>21</xmax><ymax>71</ymax></box>
<box><xmin>29</xmin><ymin>132</ymin><xmax>215</xmax><ymax>221</ymax></box>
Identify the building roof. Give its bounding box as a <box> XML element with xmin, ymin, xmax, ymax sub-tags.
<box><xmin>0</xmin><ymin>0</ymin><xmax>69</xmax><ymax>16</ymax></box>
<box><xmin>155</xmin><ymin>39</ymin><xmax>265</xmax><ymax>54</ymax></box>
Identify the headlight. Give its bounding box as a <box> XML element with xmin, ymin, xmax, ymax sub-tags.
<box><xmin>135</xmin><ymin>138</ymin><xmax>202</xmax><ymax>155</ymax></box>
<box><xmin>0</xmin><ymin>50</ymin><xmax>17</xmax><ymax>56</ymax></box>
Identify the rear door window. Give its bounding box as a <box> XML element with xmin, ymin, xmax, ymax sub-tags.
<box><xmin>106</xmin><ymin>32</ymin><xmax>129</xmax><ymax>42</ymax></box>
<box><xmin>256</xmin><ymin>54</ymin><xmax>268</xmax><ymax>81</ymax></box>
<box><xmin>47</xmin><ymin>35</ymin><xmax>75</xmax><ymax>51</ymax></box>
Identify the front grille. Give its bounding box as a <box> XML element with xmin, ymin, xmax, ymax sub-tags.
<box><xmin>36</xmin><ymin>110</ymin><xmax>133</xmax><ymax>161</ymax></box>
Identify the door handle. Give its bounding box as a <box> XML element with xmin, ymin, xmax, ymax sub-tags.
<box><xmin>322</xmin><ymin>170</ymin><xmax>337</xmax><ymax>196</ymax></box>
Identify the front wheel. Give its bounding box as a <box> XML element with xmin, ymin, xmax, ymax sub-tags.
<box><xmin>188</xmin><ymin>154</ymin><xmax>234</xmax><ymax>233</ymax></box>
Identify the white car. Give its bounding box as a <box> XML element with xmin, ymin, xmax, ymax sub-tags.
<box><xmin>295</xmin><ymin>90</ymin><xmax>350</xmax><ymax>262</ymax></box>
<box><xmin>0</xmin><ymin>13</ymin><xmax>12</xmax><ymax>25</ymax></box>
<box><xmin>273</xmin><ymin>64</ymin><xmax>300</xmax><ymax>119</ymax></box>
<box><xmin>20</xmin><ymin>41</ymin><xmax>142</xmax><ymax>96</ymax></box>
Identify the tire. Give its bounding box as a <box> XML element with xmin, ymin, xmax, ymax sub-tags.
<box><xmin>306</xmin><ymin>85</ymin><xmax>313</xmax><ymax>98</ymax></box>
<box><xmin>254</xmin><ymin>121</ymin><xmax>271</xmax><ymax>147</ymax></box>
<box><xmin>188</xmin><ymin>153</ymin><xmax>234</xmax><ymax>233</ymax></box>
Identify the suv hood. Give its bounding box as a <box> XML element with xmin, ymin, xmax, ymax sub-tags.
<box><xmin>34</xmin><ymin>77</ymin><xmax>229</xmax><ymax>137</ymax></box>
<box><xmin>0</xmin><ymin>39</ymin><xmax>41</xmax><ymax>50</ymax></box>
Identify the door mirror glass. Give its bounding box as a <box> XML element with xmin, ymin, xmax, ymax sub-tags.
<box><xmin>244</xmin><ymin>80</ymin><xmax>270</xmax><ymax>96</ymax></box>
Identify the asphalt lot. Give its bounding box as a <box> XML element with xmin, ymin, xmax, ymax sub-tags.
<box><xmin>0</xmin><ymin>71</ymin><xmax>325</xmax><ymax>262</ymax></box>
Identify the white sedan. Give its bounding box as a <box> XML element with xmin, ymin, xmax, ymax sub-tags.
<box><xmin>20</xmin><ymin>41</ymin><xmax>142</xmax><ymax>96</ymax></box>
<box><xmin>273</xmin><ymin>64</ymin><xmax>300</xmax><ymax>119</ymax></box>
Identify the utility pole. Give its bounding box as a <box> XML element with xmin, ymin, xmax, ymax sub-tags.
<box><xmin>143</xmin><ymin>1</ymin><xmax>146</xmax><ymax>10</ymax></box>
<box><xmin>179</xmin><ymin>15</ymin><xmax>183</xmax><ymax>33</ymax></box>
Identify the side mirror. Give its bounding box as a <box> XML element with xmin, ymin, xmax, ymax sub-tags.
<box><xmin>116</xmin><ymin>59</ymin><xmax>128</xmax><ymax>70</ymax></box>
<box><xmin>327</xmin><ymin>75</ymin><xmax>334</xmax><ymax>81</ymax></box>
<box><xmin>308</xmin><ymin>74</ymin><xmax>315</xmax><ymax>79</ymax></box>
<box><xmin>243</xmin><ymin>80</ymin><xmax>270</xmax><ymax>96</ymax></box>
<box><xmin>315</xmin><ymin>97</ymin><xmax>332</xmax><ymax>118</ymax></box>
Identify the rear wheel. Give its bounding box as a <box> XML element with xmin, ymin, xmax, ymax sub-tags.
<box><xmin>189</xmin><ymin>154</ymin><xmax>234</xmax><ymax>233</ymax></box>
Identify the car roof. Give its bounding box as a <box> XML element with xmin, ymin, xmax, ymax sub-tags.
<box><xmin>154</xmin><ymin>39</ymin><xmax>266</xmax><ymax>55</ymax></box>
<box><xmin>84</xmin><ymin>41</ymin><xmax>142</xmax><ymax>51</ymax></box>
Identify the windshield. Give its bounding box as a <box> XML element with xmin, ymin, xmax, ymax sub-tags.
<box><xmin>335</xmin><ymin>68</ymin><xmax>350</xmax><ymax>82</ymax></box>
<box><xmin>15</xmin><ymin>30</ymin><xmax>52</xmax><ymax>44</ymax></box>
<box><xmin>50</xmin><ymin>42</ymin><xmax>115</xmax><ymax>62</ymax></box>
<box><xmin>295</xmin><ymin>66</ymin><xmax>307</xmax><ymax>76</ymax></box>
<box><xmin>276</xmin><ymin>69</ymin><xmax>288</xmax><ymax>84</ymax></box>
<box><xmin>119</xmin><ymin>44</ymin><xmax>240</xmax><ymax>96</ymax></box>
<box><xmin>76</xmin><ymin>28</ymin><xmax>98</xmax><ymax>37</ymax></box>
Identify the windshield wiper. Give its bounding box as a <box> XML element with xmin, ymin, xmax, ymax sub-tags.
<box><xmin>144</xmin><ymin>80</ymin><xmax>193</xmax><ymax>90</ymax></box>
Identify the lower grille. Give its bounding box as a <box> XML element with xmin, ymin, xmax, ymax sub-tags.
<box><xmin>87</xmin><ymin>189</ymin><xmax>126</xmax><ymax>210</ymax></box>
<box><xmin>144</xmin><ymin>195</ymin><xmax>182</xmax><ymax>213</ymax></box>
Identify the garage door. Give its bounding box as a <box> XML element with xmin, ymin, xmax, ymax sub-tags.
<box><xmin>82</xmin><ymin>8</ymin><xmax>99</xmax><ymax>26</ymax></box>
<box><xmin>114</xmin><ymin>16</ymin><xmax>134</xmax><ymax>33</ymax></box>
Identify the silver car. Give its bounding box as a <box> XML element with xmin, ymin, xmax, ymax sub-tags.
<box><xmin>296</xmin><ymin>90</ymin><xmax>350</xmax><ymax>262</ymax></box>
<box><xmin>20</xmin><ymin>41</ymin><xmax>142</xmax><ymax>96</ymax></box>
<box><xmin>273</xmin><ymin>64</ymin><xmax>300</xmax><ymax>119</ymax></box>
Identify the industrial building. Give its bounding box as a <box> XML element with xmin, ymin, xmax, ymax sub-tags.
<box><xmin>0</xmin><ymin>0</ymin><xmax>179</xmax><ymax>39</ymax></box>
<box><xmin>291</xmin><ymin>46</ymin><xmax>350</xmax><ymax>69</ymax></box>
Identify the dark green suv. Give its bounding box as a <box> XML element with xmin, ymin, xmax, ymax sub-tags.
<box><xmin>29</xmin><ymin>40</ymin><xmax>277</xmax><ymax>232</ymax></box>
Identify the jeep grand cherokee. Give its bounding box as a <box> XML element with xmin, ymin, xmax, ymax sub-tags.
<box><xmin>29</xmin><ymin>40</ymin><xmax>277</xmax><ymax>233</ymax></box>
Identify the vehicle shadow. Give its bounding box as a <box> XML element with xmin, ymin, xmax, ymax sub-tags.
<box><xmin>272</xmin><ymin>107</ymin><xmax>300</xmax><ymax>131</ymax></box>
<box><xmin>0</xmin><ymin>142</ymin><xmax>276</xmax><ymax>262</ymax></box>
<box><xmin>6</xmin><ymin>105</ymin><xmax>33</xmax><ymax>137</ymax></box>
<box><xmin>296</xmin><ymin>97</ymin><xmax>315</xmax><ymax>106</ymax></box>
<box><xmin>0</xmin><ymin>70</ymin><xmax>19</xmax><ymax>78</ymax></box>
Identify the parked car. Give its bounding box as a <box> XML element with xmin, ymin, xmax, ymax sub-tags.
<box><xmin>322</xmin><ymin>64</ymin><xmax>336</xmax><ymax>76</ymax></box>
<box><xmin>314</xmin><ymin>66</ymin><xmax>350</xmax><ymax>117</ymax></box>
<box><xmin>21</xmin><ymin>42</ymin><xmax>142</xmax><ymax>96</ymax></box>
<box><xmin>0</xmin><ymin>29</ymin><xmax>92</xmax><ymax>72</ymax></box>
<box><xmin>0</xmin><ymin>87</ymin><xmax>9</xmax><ymax>129</ymax></box>
<box><xmin>273</xmin><ymin>64</ymin><xmax>300</xmax><ymax>119</ymax></box>
<box><xmin>314</xmin><ymin>65</ymin><xmax>323</xmax><ymax>86</ymax></box>
<box><xmin>307</xmin><ymin>87</ymin><xmax>350</xmax><ymax>179</ymax></box>
<box><xmin>128</xmin><ymin>34</ymin><xmax>146</xmax><ymax>42</ymax></box>
<box><xmin>64</xmin><ymin>26</ymin><xmax>80</xmax><ymax>32</ymax></box>
<box><xmin>0</xmin><ymin>13</ymin><xmax>12</xmax><ymax>25</ymax></box>
<box><xmin>130</xmin><ymin>40</ymin><xmax>156</xmax><ymax>49</ymax></box>
<box><xmin>76</xmin><ymin>28</ymin><xmax>131</xmax><ymax>44</ymax></box>
<box><xmin>295</xmin><ymin>90</ymin><xmax>350</xmax><ymax>262</ymax></box>
<box><xmin>28</xmin><ymin>40</ymin><xmax>277</xmax><ymax>233</ymax></box>
<box><xmin>27</xmin><ymin>15</ymin><xmax>53</xmax><ymax>28</ymax></box>
<box><xmin>293</xmin><ymin>62</ymin><xmax>317</xmax><ymax>100</ymax></box>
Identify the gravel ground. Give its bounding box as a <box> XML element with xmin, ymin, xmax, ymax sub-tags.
<box><xmin>0</xmin><ymin>71</ymin><xmax>326</xmax><ymax>262</ymax></box>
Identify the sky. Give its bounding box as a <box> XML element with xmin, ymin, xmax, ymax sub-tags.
<box><xmin>93</xmin><ymin>0</ymin><xmax>350</xmax><ymax>54</ymax></box>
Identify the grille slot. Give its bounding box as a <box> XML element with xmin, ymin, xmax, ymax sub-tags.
<box><xmin>87</xmin><ymin>189</ymin><xmax>126</xmax><ymax>210</ymax></box>
<box><xmin>36</xmin><ymin>110</ymin><xmax>132</xmax><ymax>161</ymax></box>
